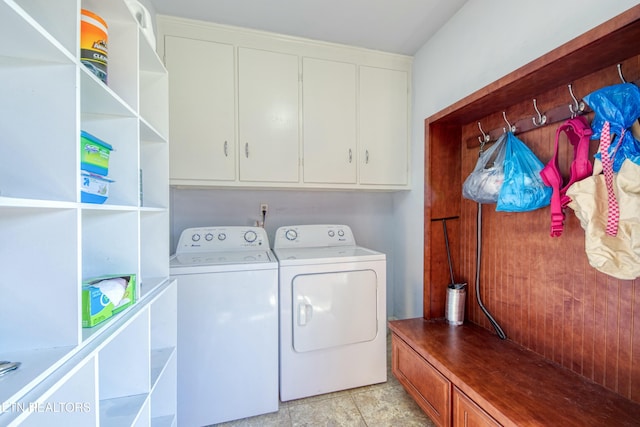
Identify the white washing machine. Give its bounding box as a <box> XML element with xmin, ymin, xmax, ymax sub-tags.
<box><xmin>170</xmin><ymin>226</ymin><xmax>278</xmax><ymax>427</ymax></box>
<box><xmin>273</xmin><ymin>224</ymin><xmax>387</xmax><ymax>401</ymax></box>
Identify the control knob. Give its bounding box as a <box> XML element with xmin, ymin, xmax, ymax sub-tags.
<box><xmin>244</xmin><ymin>230</ymin><xmax>258</xmax><ymax>243</ymax></box>
<box><xmin>285</xmin><ymin>229</ymin><xmax>298</xmax><ymax>241</ymax></box>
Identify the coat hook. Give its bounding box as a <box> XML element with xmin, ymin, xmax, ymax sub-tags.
<box><xmin>477</xmin><ymin>121</ymin><xmax>490</xmax><ymax>145</ymax></box>
<box><xmin>502</xmin><ymin>111</ymin><xmax>515</xmax><ymax>133</ymax></box>
<box><xmin>532</xmin><ymin>99</ymin><xmax>547</xmax><ymax>126</ymax></box>
<box><xmin>617</xmin><ymin>63</ymin><xmax>627</xmax><ymax>83</ymax></box>
<box><xmin>568</xmin><ymin>84</ymin><xmax>585</xmax><ymax>118</ymax></box>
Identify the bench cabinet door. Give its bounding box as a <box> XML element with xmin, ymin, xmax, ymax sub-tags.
<box><xmin>392</xmin><ymin>334</ymin><xmax>450</xmax><ymax>427</ymax></box>
<box><xmin>452</xmin><ymin>386</ymin><xmax>501</xmax><ymax>427</ymax></box>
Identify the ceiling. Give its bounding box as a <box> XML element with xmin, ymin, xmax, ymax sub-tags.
<box><xmin>148</xmin><ymin>0</ymin><xmax>468</xmax><ymax>55</ymax></box>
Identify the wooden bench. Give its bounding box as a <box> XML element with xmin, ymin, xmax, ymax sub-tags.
<box><xmin>389</xmin><ymin>318</ymin><xmax>640</xmax><ymax>427</ymax></box>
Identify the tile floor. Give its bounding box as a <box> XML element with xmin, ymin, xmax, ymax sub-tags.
<box><xmin>212</xmin><ymin>333</ymin><xmax>435</xmax><ymax>427</ymax></box>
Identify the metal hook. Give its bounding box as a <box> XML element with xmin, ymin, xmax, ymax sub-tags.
<box><xmin>617</xmin><ymin>63</ymin><xmax>627</xmax><ymax>83</ymax></box>
<box><xmin>502</xmin><ymin>111</ymin><xmax>515</xmax><ymax>133</ymax></box>
<box><xmin>568</xmin><ymin>84</ymin><xmax>585</xmax><ymax>118</ymax></box>
<box><xmin>532</xmin><ymin>99</ymin><xmax>547</xmax><ymax>126</ymax></box>
<box><xmin>477</xmin><ymin>121</ymin><xmax>490</xmax><ymax>145</ymax></box>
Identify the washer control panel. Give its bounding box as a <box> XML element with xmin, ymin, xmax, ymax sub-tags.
<box><xmin>175</xmin><ymin>226</ymin><xmax>268</xmax><ymax>253</ymax></box>
<box><xmin>274</xmin><ymin>224</ymin><xmax>355</xmax><ymax>249</ymax></box>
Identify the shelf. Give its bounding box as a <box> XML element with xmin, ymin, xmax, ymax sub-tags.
<box><xmin>82</xmin><ymin>209</ymin><xmax>138</xmax><ymax>279</ymax></box>
<box><xmin>11</xmin><ymin>356</ymin><xmax>98</xmax><ymax>427</ymax></box>
<box><xmin>13</xmin><ymin>0</ymin><xmax>78</xmax><ymax>57</ymax></box>
<box><xmin>0</xmin><ymin>346</ymin><xmax>77</xmax><ymax>411</ymax></box>
<box><xmin>150</xmin><ymin>347</ymin><xmax>175</xmax><ymax>388</ymax></box>
<box><xmin>0</xmin><ymin>207</ymin><xmax>80</xmax><ymax>351</ymax></box>
<box><xmin>99</xmin><ymin>394</ymin><xmax>149</xmax><ymax>427</ymax></box>
<box><xmin>81</xmin><ymin>297</ymin><xmax>140</xmax><ymax>345</ymax></box>
<box><xmin>0</xmin><ymin>62</ymin><xmax>77</xmax><ymax>201</ymax></box>
<box><xmin>81</xmin><ymin>71</ymin><xmax>136</xmax><ymax>117</ymax></box>
<box><xmin>140</xmin><ymin>142</ymin><xmax>169</xmax><ymax>209</ymax></box>
<box><xmin>140</xmin><ymin>117</ymin><xmax>167</xmax><ymax>143</ymax></box>
<box><xmin>139</xmin><ymin>33</ymin><xmax>169</xmax><ymax>138</ymax></box>
<box><xmin>0</xmin><ymin>197</ymin><xmax>77</xmax><ymax>209</ymax></box>
<box><xmin>141</xmin><ymin>213</ymin><xmax>170</xmax><ymax>280</ymax></box>
<box><xmin>98</xmin><ymin>311</ymin><xmax>150</xmax><ymax>400</ymax></box>
<box><xmin>150</xmin><ymin>351</ymin><xmax>176</xmax><ymax>421</ymax></box>
<box><xmin>78</xmin><ymin>278</ymin><xmax>174</xmax><ymax>347</ymax></box>
<box><xmin>0</xmin><ymin>1</ymin><xmax>74</xmax><ymax>64</ymax></box>
<box><xmin>80</xmin><ymin>115</ymin><xmax>139</xmax><ymax>207</ymax></box>
<box><xmin>148</xmin><ymin>279</ymin><xmax>176</xmax><ymax>348</ymax></box>
<box><xmin>151</xmin><ymin>415</ymin><xmax>175</xmax><ymax>427</ymax></box>
<box><xmin>139</xmin><ymin>277</ymin><xmax>173</xmax><ymax>301</ymax></box>
<box><xmin>149</xmin><ymin>281</ymin><xmax>176</xmax><ymax>421</ymax></box>
<box><xmin>80</xmin><ymin>204</ymin><xmax>138</xmax><ymax>212</ymax></box>
<box><xmin>82</xmin><ymin>0</ymin><xmax>139</xmax><ymax>112</ymax></box>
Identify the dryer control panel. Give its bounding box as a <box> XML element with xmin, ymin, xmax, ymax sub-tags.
<box><xmin>274</xmin><ymin>224</ymin><xmax>356</xmax><ymax>249</ymax></box>
<box><xmin>175</xmin><ymin>226</ymin><xmax>269</xmax><ymax>253</ymax></box>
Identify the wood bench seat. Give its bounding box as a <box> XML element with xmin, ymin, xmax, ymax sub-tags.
<box><xmin>388</xmin><ymin>318</ymin><xmax>640</xmax><ymax>427</ymax></box>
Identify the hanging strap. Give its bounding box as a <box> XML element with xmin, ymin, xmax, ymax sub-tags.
<box><xmin>600</xmin><ymin>121</ymin><xmax>620</xmax><ymax>236</ymax></box>
<box><xmin>540</xmin><ymin>116</ymin><xmax>593</xmax><ymax>237</ymax></box>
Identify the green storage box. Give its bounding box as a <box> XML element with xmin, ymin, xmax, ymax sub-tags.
<box><xmin>80</xmin><ymin>130</ymin><xmax>113</xmax><ymax>176</ymax></box>
<box><xmin>82</xmin><ymin>274</ymin><xmax>136</xmax><ymax>327</ymax></box>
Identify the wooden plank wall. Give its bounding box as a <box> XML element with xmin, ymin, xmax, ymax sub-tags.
<box><xmin>448</xmin><ymin>57</ymin><xmax>640</xmax><ymax>402</ymax></box>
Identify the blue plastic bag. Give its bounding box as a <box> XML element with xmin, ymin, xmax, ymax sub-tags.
<box><xmin>496</xmin><ymin>132</ymin><xmax>551</xmax><ymax>212</ymax></box>
<box><xmin>584</xmin><ymin>83</ymin><xmax>640</xmax><ymax>171</ymax></box>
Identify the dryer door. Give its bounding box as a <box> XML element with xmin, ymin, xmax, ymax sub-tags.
<box><xmin>292</xmin><ymin>269</ymin><xmax>378</xmax><ymax>352</ymax></box>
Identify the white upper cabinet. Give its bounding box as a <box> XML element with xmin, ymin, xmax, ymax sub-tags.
<box><xmin>165</xmin><ymin>36</ymin><xmax>236</xmax><ymax>182</ymax></box>
<box><xmin>302</xmin><ymin>57</ymin><xmax>357</xmax><ymax>184</ymax></box>
<box><xmin>238</xmin><ymin>47</ymin><xmax>300</xmax><ymax>183</ymax></box>
<box><xmin>157</xmin><ymin>15</ymin><xmax>412</xmax><ymax>190</ymax></box>
<box><xmin>359</xmin><ymin>66</ymin><xmax>409</xmax><ymax>186</ymax></box>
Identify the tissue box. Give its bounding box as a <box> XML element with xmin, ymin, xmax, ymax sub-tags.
<box><xmin>81</xmin><ymin>172</ymin><xmax>113</xmax><ymax>204</ymax></box>
<box><xmin>80</xmin><ymin>130</ymin><xmax>113</xmax><ymax>176</ymax></box>
<box><xmin>82</xmin><ymin>274</ymin><xmax>136</xmax><ymax>328</ymax></box>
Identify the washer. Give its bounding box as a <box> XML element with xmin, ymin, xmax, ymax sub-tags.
<box><xmin>170</xmin><ymin>226</ymin><xmax>278</xmax><ymax>426</ymax></box>
<box><xmin>273</xmin><ymin>224</ymin><xmax>387</xmax><ymax>401</ymax></box>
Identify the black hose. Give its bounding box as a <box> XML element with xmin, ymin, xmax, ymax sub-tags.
<box><xmin>476</xmin><ymin>202</ymin><xmax>507</xmax><ymax>340</ymax></box>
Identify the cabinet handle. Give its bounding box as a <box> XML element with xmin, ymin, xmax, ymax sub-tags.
<box><xmin>365</xmin><ymin>150</ymin><xmax>369</xmax><ymax>164</ymax></box>
<box><xmin>245</xmin><ymin>143</ymin><xmax>249</xmax><ymax>158</ymax></box>
<box><xmin>224</xmin><ymin>140</ymin><xmax>229</xmax><ymax>157</ymax></box>
<box><xmin>348</xmin><ymin>148</ymin><xmax>353</xmax><ymax>163</ymax></box>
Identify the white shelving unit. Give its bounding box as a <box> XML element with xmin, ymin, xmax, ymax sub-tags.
<box><xmin>0</xmin><ymin>0</ymin><xmax>174</xmax><ymax>425</ymax></box>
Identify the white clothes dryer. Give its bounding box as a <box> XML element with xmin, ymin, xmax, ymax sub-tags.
<box><xmin>170</xmin><ymin>226</ymin><xmax>278</xmax><ymax>426</ymax></box>
<box><xmin>273</xmin><ymin>224</ymin><xmax>387</xmax><ymax>401</ymax></box>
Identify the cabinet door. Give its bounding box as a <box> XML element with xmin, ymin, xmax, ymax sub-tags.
<box><xmin>238</xmin><ymin>47</ymin><xmax>299</xmax><ymax>183</ymax></box>
<box><xmin>453</xmin><ymin>386</ymin><xmax>501</xmax><ymax>427</ymax></box>
<box><xmin>392</xmin><ymin>334</ymin><xmax>450</xmax><ymax>427</ymax></box>
<box><xmin>359</xmin><ymin>66</ymin><xmax>408</xmax><ymax>185</ymax></box>
<box><xmin>165</xmin><ymin>36</ymin><xmax>236</xmax><ymax>182</ymax></box>
<box><xmin>302</xmin><ymin>57</ymin><xmax>357</xmax><ymax>184</ymax></box>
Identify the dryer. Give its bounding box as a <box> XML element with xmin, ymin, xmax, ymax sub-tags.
<box><xmin>170</xmin><ymin>226</ymin><xmax>278</xmax><ymax>426</ymax></box>
<box><xmin>273</xmin><ymin>224</ymin><xmax>387</xmax><ymax>401</ymax></box>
